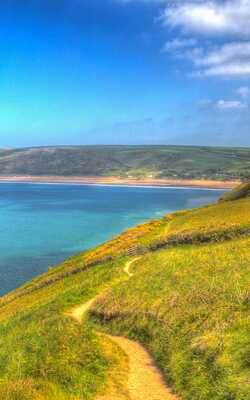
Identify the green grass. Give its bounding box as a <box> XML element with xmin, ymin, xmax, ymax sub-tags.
<box><xmin>0</xmin><ymin>145</ymin><xmax>249</xmax><ymax>180</ymax></box>
<box><xmin>0</xmin><ymin>182</ymin><xmax>250</xmax><ymax>399</ymax></box>
<box><xmin>220</xmin><ymin>181</ymin><xmax>250</xmax><ymax>202</ymax></box>
<box><xmin>3</xmin><ymin>195</ymin><xmax>249</xmax><ymax>310</ymax></box>
<box><xmin>91</xmin><ymin>237</ymin><xmax>250</xmax><ymax>399</ymax></box>
<box><xmin>0</xmin><ymin>260</ymin><xmax>130</xmax><ymax>400</ymax></box>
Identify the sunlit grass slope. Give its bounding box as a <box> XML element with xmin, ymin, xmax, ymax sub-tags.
<box><xmin>0</xmin><ymin>183</ymin><xmax>249</xmax><ymax>399</ymax></box>
<box><xmin>92</xmin><ymin>237</ymin><xmax>250</xmax><ymax>399</ymax></box>
<box><xmin>220</xmin><ymin>181</ymin><xmax>250</xmax><ymax>202</ymax></box>
<box><xmin>0</xmin><ymin>260</ymin><xmax>130</xmax><ymax>400</ymax></box>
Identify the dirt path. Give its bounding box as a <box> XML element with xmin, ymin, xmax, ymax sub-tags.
<box><xmin>111</xmin><ymin>336</ymin><xmax>176</xmax><ymax>400</ymax></box>
<box><xmin>67</xmin><ymin>257</ymin><xmax>177</xmax><ymax>400</ymax></box>
<box><xmin>123</xmin><ymin>257</ymin><xmax>141</xmax><ymax>278</ymax></box>
<box><xmin>68</xmin><ymin>297</ymin><xmax>97</xmax><ymax>323</ymax></box>
<box><xmin>67</xmin><ymin>258</ymin><xmax>140</xmax><ymax>322</ymax></box>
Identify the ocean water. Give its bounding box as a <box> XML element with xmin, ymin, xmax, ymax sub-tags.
<box><xmin>0</xmin><ymin>183</ymin><xmax>226</xmax><ymax>295</ymax></box>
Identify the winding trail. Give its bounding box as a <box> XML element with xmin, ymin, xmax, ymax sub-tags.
<box><xmin>69</xmin><ymin>297</ymin><xmax>98</xmax><ymax>324</ymax></box>
<box><xmin>123</xmin><ymin>257</ymin><xmax>141</xmax><ymax>278</ymax></box>
<box><xmin>110</xmin><ymin>335</ymin><xmax>176</xmax><ymax>400</ymax></box>
<box><xmin>67</xmin><ymin>257</ymin><xmax>177</xmax><ymax>400</ymax></box>
<box><xmin>67</xmin><ymin>258</ymin><xmax>140</xmax><ymax>322</ymax></box>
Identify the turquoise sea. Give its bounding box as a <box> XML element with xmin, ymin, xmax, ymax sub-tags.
<box><xmin>0</xmin><ymin>183</ymin><xmax>226</xmax><ymax>295</ymax></box>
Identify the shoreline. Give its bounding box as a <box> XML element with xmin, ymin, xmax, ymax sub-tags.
<box><xmin>0</xmin><ymin>175</ymin><xmax>239</xmax><ymax>189</ymax></box>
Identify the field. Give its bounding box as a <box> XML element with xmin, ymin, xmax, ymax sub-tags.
<box><xmin>0</xmin><ymin>145</ymin><xmax>249</xmax><ymax>180</ymax></box>
<box><xmin>92</xmin><ymin>237</ymin><xmax>250</xmax><ymax>399</ymax></box>
<box><xmin>0</xmin><ymin>182</ymin><xmax>249</xmax><ymax>399</ymax></box>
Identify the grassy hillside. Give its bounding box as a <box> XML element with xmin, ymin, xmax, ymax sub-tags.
<box><xmin>220</xmin><ymin>181</ymin><xmax>250</xmax><ymax>202</ymax></box>
<box><xmin>0</xmin><ymin>183</ymin><xmax>250</xmax><ymax>399</ymax></box>
<box><xmin>0</xmin><ymin>145</ymin><xmax>249</xmax><ymax>180</ymax></box>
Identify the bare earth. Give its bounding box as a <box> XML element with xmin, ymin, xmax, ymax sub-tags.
<box><xmin>123</xmin><ymin>257</ymin><xmax>141</xmax><ymax>278</ymax></box>
<box><xmin>67</xmin><ymin>258</ymin><xmax>177</xmax><ymax>400</ymax></box>
<box><xmin>67</xmin><ymin>297</ymin><xmax>98</xmax><ymax>323</ymax></box>
<box><xmin>67</xmin><ymin>258</ymin><xmax>139</xmax><ymax>322</ymax></box>
<box><xmin>110</xmin><ymin>335</ymin><xmax>177</xmax><ymax>400</ymax></box>
<box><xmin>0</xmin><ymin>175</ymin><xmax>239</xmax><ymax>189</ymax></box>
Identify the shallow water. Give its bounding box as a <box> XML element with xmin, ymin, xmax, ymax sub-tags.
<box><xmin>0</xmin><ymin>183</ymin><xmax>226</xmax><ymax>295</ymax></box>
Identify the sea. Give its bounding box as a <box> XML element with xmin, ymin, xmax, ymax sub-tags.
<box><xmin>0</xmin><ymin>183</ymin><xmax>226</xmax><ymax>295</ymax></box>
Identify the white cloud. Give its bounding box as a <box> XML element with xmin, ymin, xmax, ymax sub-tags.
<box><xmin>199</xmin><ymin>98</ymin><xmax>248</xmax><ymax>110</ymax></box>
<box><xmin>162</xmin><ymin>1</ymin><xmax>250</xmax><ymax>77</ymax></box>
<box><xmin>194</xmin><ymin>62</ymin><xmax>250</xmax><ymax>77</ymax></box>
<box><xmin>117</xmin><ymin>0</ymin><xmax>250</xmax><ymax>77</ymax></box>
<box><xmin>215</xmin><ymin>99</ymin><xmax>248</xmax><ymax>110</ymax></box>
<box><xmin>163</xmin><ymin>38</ymin><xmax>197</xmax><ymax>51</ymax></box>
<box><xmin>236</xmin><ymin>86</ymin><xmax>250</xmax><ymax>98</ymax></box>
<box><xmin>191</xmin><ymin>42</ymin><xmax>250</xmax><ymax>66</ymax></box>
<box><xmin>163</xmin><ymin>0</ymin><xmax>250</xmax><ymax>37</ymax></box>
<box><xmin>167</xmin><ymin>41</ymin><xmax>250</xmax><ymax>77</ymax></box>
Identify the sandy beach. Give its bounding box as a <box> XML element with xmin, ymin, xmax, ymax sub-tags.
<box><xmin>0</xmin><ymin>175</ymin><xmax>240</xmax><ymax>189</ymax></box>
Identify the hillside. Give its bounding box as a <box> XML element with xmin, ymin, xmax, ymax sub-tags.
<box><xmin>220</xmin><ymin>181</ymin><xmax>250</xmax><ymax>202</ymax></box>
<box><xmin>0</xmin><ymin>145</ymin><xmax>249</xmax><ymax>181</ymax></box>
<box><xmin>0</xmin><ymin>182</ymin><xmax>250</xmax><ymax>399</ymax></box>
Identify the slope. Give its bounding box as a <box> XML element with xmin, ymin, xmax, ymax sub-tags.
<box><xmin>0</xmin><ymin>145</ymin><xmax>249</xmax><ymax>180</ymax></box>
<box><xmin>0</xmin><ymin>184</ymin><xmax>249</xmax><ymax>399</ymax></box>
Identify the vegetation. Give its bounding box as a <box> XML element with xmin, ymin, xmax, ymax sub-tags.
<box><xmin>0</xmin><ymin>260</ymin><xmax>130</xmax><ymax>399</ymax></box>
<box><xmin>220</xmin><ymin>181</ymin><xmax>250</xmax><ymax>202</ymax></box>
<box><xmin>0</xmin><ymin>145</ymin><xmax>249</xmax><ymax>180</ymax></box>
<box><xmin>92</xmin><ymin>237</ymin><xmax>250</xmax><ymax>399</ymax></box>
<box><xmin>0</xmin><ymin>182</ymin><xmax>250</xmax><ymax>398</ymax></box>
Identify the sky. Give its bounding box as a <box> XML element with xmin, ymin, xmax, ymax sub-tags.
<box><xmin>1</xmin><ymin>0</ymin><xmax>250</xmax><ymax>147</ymax></box>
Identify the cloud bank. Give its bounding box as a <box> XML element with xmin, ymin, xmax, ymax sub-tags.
<box><xmin>163</xmin><ymin>0</ymin><xmax>250</xmax><ymax>36</ymax></box>
<box><xmin>163</xmin><ymin>0</ymin><xmax>250</xmax><ymax>77</ymax></box>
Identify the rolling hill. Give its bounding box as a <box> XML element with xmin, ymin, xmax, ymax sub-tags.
<box><xmin>0</xmin><ymin>182</ymin><xmax>250</xmax><ymax>399</ymax></box>
<box><xmin>0</xmin><ymin>145</ymin><xmax>249</xmax><ymax>181</ymax></box>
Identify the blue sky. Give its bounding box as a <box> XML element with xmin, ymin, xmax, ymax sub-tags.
<box><xmin>1</xmin><ymin>0</ymin><xmax>250</xmax><ymax>147</ymax></box>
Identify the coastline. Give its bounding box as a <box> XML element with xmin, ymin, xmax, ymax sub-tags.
<box><xmin>0</xmin><ymin>175</ymin><xmax>239</xmax><ymax>189</ymax></box>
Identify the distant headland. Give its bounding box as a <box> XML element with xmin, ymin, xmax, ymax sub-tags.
<box><xmin>0</xmin><ymin>145</ymin><xmax>248</xmax><ymax>187</ymax></box>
